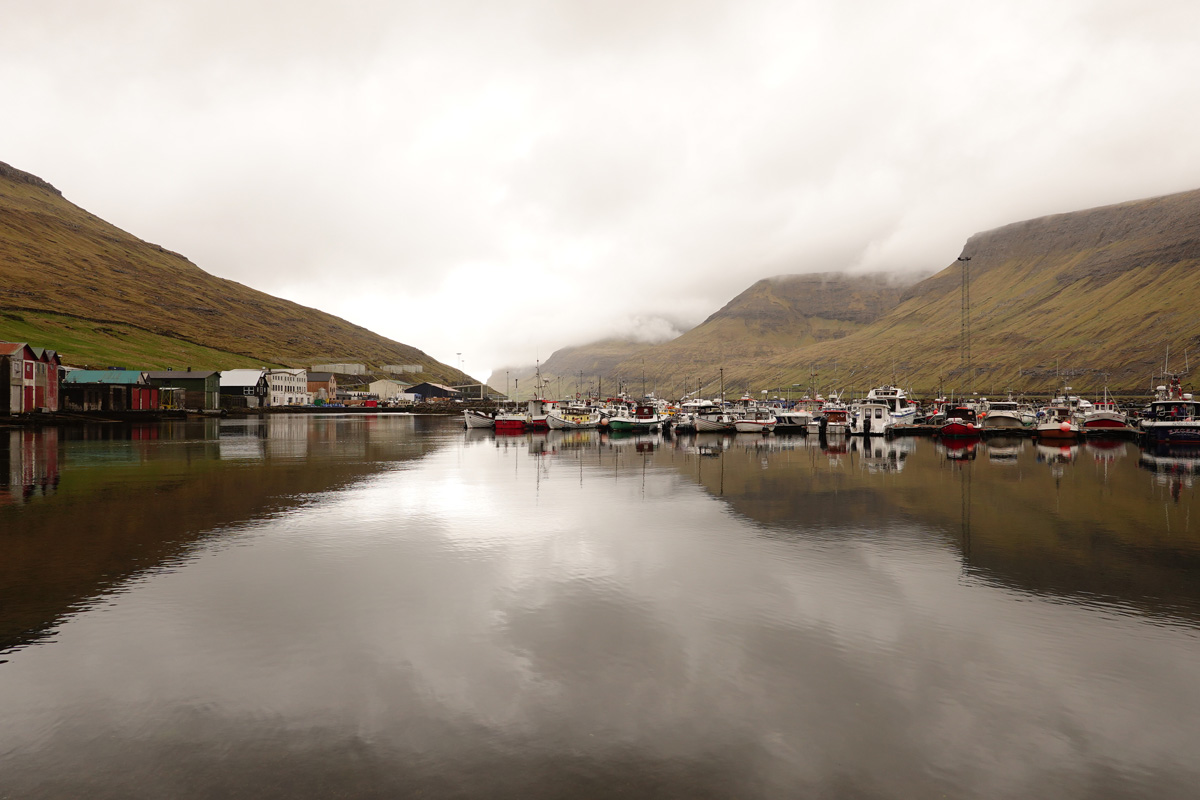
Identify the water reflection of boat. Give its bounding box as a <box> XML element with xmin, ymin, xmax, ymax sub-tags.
<box><xmin>605</xmin><ymin>431</ymin><xmax>663</xmax><ymax>451</ymax></box>
<box><xmin>986</xmin><ymin>435</ymin><xmax>1024</xmax><ymax>462</ymax></box>
<box><xmin>1035</xmin><ymin>442</ymin><xmax>1079</xmax><ymax>465</ymax></box>
<box><xmin>938</xmin><ymin>437</ymin><xmax>978</xmax><ymax>460</ymax></box>
<box><xmin>1138</xmin><ymin>444</ymin><xmax>1200</xmax><ymax>475</ymax></box>
<box><xmin>1084</xmin><ymin>439</ymin><xmax>1127</xmax><ymax>462</ymax></box>
<box><xmin>858</xmin><ymin>436</ymin><xmax>915</xmax><ymax>473</ymax></box>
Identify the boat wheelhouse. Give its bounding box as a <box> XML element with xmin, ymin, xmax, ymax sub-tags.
<box><xmin>821</xmin><ymin>405</ymin><xmax>850</xmax><ymax>436</ymax></box>
<box><xmin>865</xmin><ymin>385</ymin><xmax>917</xmax><ymax>429</ymax></box>
<box><xmin>849</xmin><ymin>401</ymin><xmax>889</xmax><ymax>436</ymax></box>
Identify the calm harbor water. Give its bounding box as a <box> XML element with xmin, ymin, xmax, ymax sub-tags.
<box><xmin>2</xmin><ymin>414</ymin><xmax>1199</xmax><ymax>799</ymax></box>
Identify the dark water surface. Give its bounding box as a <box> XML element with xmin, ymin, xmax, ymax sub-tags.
<box><xmin>2</xmin><ymin>416</ymin><xmax>1199</xmax><ymax>799</ymax></box>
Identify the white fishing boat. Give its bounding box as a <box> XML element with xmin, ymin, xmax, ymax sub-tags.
<box><xmin>547</xmin><ymin>404</ymin><xmax>602</xmax><ymax>430</ymax></box>
<box><xmin>462</xmin><ymin>409</ymin><xmax>495</xmax><ymax>429</ymax></box>
<box><xmin>773</xmin><ymin>406</ymin><xmax>813</xmax><ymax>432</ymax></box>
<box><xmin>734</xmin><ymin>407</ymin><xmax>777</xmax><ymax>433</ymax></box>
<box><xmin>865</xmin><ymin>385</ymin><xmax>917</xmax><ymax>429</ymax></box>
<box><xmin>695</xmin><ymin>407</ymin><xmax>738</xmax><ymax>432</ymax></box>
<box><xmin>1035</xmin><ymin>402</ymin><xmax>1080</xmax><ymax>440</ymax></box>
<box><xmin>848</xmin><ymin>401</ymin><xmax>890</xmax><ymax>436</ymax></box>
<box><xmin>980</xmin><ymin>398</ymin><xmax>1027</xmax><ymax>429</ymax></box>
<box><xmin>608</xmin><ymin>402</ymin><xmax>664</xmax><ymax>433</ymax></box>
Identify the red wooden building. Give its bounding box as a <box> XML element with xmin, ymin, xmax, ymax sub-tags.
<box><xmin>1</xmin><ymin>342</ymin><xmax>62</xmax><ymax>414</ymax></box>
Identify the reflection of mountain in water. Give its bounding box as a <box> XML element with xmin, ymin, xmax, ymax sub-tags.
<box><xmin>548</xmin><ymin>433</ymin><xmax>1200</xmax><ymax>626</ymax></box>
<box><xmin>0</xmin><ymin>415</ymin><xmax>442</xmax><ymax>655</ymax></box>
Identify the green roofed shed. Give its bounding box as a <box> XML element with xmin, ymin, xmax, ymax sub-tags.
<box><xmin>63</xmin><ymin>370</ymin><xmax>148</xmax><ymax>385</ymax></box>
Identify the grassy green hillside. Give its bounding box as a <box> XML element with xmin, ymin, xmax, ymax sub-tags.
<box><xmin>0</xmin><ymin>160</ymin><xmax>466</xmax><ymax>381</ymax></box>
<box><xmin>759</xmin><ymin>189</ymin><xmax>1200</xmax><ymax>397</ymax></box>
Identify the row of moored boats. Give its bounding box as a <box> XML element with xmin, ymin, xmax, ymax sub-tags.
<box><xmin>464</xmin><ymin>378</ymin><xmax>1200</xmax><ymax>445</ymax></box>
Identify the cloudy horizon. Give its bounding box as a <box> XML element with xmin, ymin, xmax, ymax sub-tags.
<box><xmin>6</xmin><ymin>1</ymin><xmax>1200</xmax><ymax>380</ymax></box>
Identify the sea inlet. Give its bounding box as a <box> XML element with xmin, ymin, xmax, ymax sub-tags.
<box><xmin>2</xmin><ymin>414</ymin><xmax>1198</xmax><ymax>799</ymax></box>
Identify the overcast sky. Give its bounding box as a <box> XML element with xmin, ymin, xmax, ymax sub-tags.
<box><xmin>5</xmin><ymin>1</ymin><xmax>1200</xmax><ymax>380</ymax></box>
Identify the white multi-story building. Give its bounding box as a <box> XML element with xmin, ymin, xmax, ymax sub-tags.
<box><xmin>266</xmin><ymin>368</ymin><xmax>310</xmax><ymax>406</ymax></box>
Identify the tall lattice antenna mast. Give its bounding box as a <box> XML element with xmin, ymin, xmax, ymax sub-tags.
<box><xmin>958</xmin><ymin>255</ymin><xmax>972</xmax><ymax>394</ymax></box>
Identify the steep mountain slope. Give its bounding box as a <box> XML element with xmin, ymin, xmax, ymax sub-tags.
<box><xmin>761</xmin><ymin>188</ymin><xmax>1200</xmax><ymax>395</ymax></box>
<box><xmin>0</xmin><ymin>160</ymin><xmax>465</xmax><ymax>380</ymax></box>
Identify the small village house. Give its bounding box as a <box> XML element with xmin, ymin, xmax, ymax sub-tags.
<box><xmin>1</xmin><ymin>342</ymin><xmax>62</xmax><ymax>414</ymax></box>
<box><xmin>61</xmin><ymin>370</ymin><xmax>158</xmax><ymax>412</ymax></box>
<box><xmin>220</xmin><ymin>369</ymin><xmax>269</xmax><ymax>408</ymax></box>
<box><xmin>266</xmin><ymin>368</ymin><xmax>310</xmax><ymax>406</ymax></box>
<box><xmin>145</xmin><ymin>370</ymin><xmax>221</xmax><ymax>411</ymax></box>
<box><xmin>307</xmin><ymin>372</ymin><xmax>338</xmax><ymax>402</ymax></box>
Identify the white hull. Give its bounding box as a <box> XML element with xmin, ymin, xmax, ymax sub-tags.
<box><xmin>695</xmin><ymin>415</ymin><xmax>736</xmax><ymax>432</ymax></box>
<box><xmin>463</xmin><ymin>410</ymin><xmax>494</xmax><ymax>429</ymax></box>
<box><xmin>547</xmin><ymin>410</ymin><xmax>601</xmax><ymax>430</ymax></box>
<box><xmin>774</xmin><ymin>411</ymin><xmax>812</xmax><ymax>430</ymax></box>
<box><xmin>734</xmin><ymin>420</ymin><xmax>776</xmax><ymax>433</ymax></box>
<box><xmin>982</xmin><ymin>412</ymin><xmax>1026</xmax><ymax>429</ymax></box>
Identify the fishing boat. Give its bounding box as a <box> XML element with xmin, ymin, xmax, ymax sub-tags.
<box><xmin>848</xmin><ymin>401</ymin><xmax>890</xmax><ymax>436</ymax></box>
<box><xmin>980</xmin><ymin>398</ymin><xmax>1028</xmax><ymax>430</ymax></box>
<box><xmin>773</xmin><ymin>406</ymin><xmax>813</xmax><ymax>433</ymax></box>
<box><xmin>1035</xmin><ymin>402</ymin><xmax>1080</xmax><ymax>440</ymax></box>
<box><xmin>1076</xmin><ymin>388</ymin><xmax>1128</xmax><ymax>432</ymax></box>
<box><xmin>939</xmin><ymin>404</ymin><xmax>981</xmax><ymax>438</ymax></box>
<box><xmin>462</xmin><ymin>409</ymin><xmax>495</xmax><ymax>429</ymax></box>
<box><xmin>865</xmin><ymin>385</ymin><xmax>917</xmax><ymax>429</ymax></box>
<box><xmin>608</xmin><ymin>402</ymin><xmax>664</xmax><ymax>433</ymax></box>
<box><xmin>1139</xmin><ymin>377</ymin><xmax>1200</xmax><ymax>445</ymax></box>
<box><xmin>733</xmin><ymin>407</ymin><xmax>777</xmax><ymax>434</ymax></box>
<box><xmin>821</xmin><ymin>403</ymin><xmax>850</xmax><ymax>436</ymax></box>
<box><xmin>547</xmin><ymin>404</ymin><xmax>602</xmax><ymax>430</ymax></box>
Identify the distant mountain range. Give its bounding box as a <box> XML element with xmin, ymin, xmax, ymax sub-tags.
<box><xmin>0</xmin><ymin>160</ymin><xmax>467</xmax><ymax>384</ymax></box>
<box><xmin>494</xmin><ymin>188</ymin><xmax>1200</xmax><ymax>397</ymax></box>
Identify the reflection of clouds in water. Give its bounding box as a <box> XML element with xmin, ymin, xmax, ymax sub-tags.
<box><xmin>2</xmin><ymin>433</ymin><xmax>1200</xmax><ymax>798</ymax></box>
